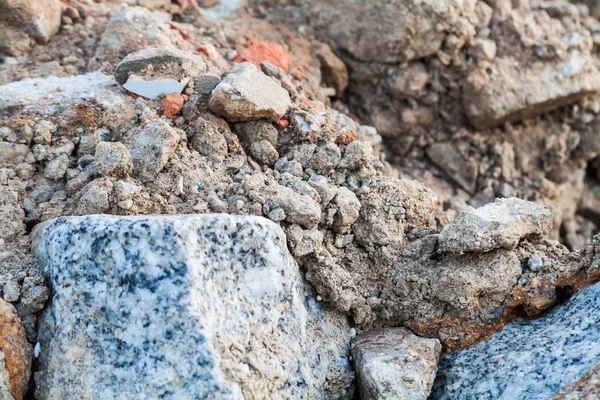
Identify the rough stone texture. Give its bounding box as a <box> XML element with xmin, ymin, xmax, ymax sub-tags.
<box><xmin>311</xmin><ymin>42</ymin><xmax>348</xmax><ymax>97</ymax></box>
<box><xmin>0</xmin><ymin>0</ymin><xmax>62</xmax><ymax>56</ymax></box>
<box><xmin>114</xmin><ymin>47</ymin><xmax>208</xmax><ymax>85</ymax></box>
<box><xmin>35</xmin><ymin>214</ymin><xmax>354</xmax><ymax>399</ymax></box>
<box><xmin>432</xmin><ymin>281</ymin><xmax>600</xmax><ymax>399</ymax></box>
<box><xmin>299</xmin><ymin>0</ymin><xmax>478</xmax><ymax>63</ymax></box>
<box><xmin>123</xmin><ymin>119</ymin><xmax>182</xmax><ymax>182</ymax></box>
<box><xmin>91</xmin><ymin>6</ymin><xmax>189</xmax><ymax>69</ymax></box>
<box><xmin>95</xmin><ymin>142</ymin><xmax>134</xmax><ymax>178</ymax></box>
<box><xmin>352</xmin><ymin>328</ymin><xmax>441</xmax><ymax>400</ymax></box>
<box><xmin>0</xmin><ymin>299</ymin><xmax>32</xmax><ymax>400</ymax></box>
<box><xmin>438</xmin><ymin>197</ymin><xmax>554</xmax><ymax>253</ymax></box>
<box><xmin>209</xmin><ymin>62</ymin><xmax>291</xmax><ymax>122</ymax></box>
<box><xmin>464</xmin><ymin>53</ymin><xmax>600</xmax><ymax>129</ymax></box>
<box><xmin>0</xmin><ymin>143</ymin><xmax>29</xmax><ymax>168</ymax></box>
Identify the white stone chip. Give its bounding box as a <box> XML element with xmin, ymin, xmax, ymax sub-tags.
<box><xmin>122</xmin><ymin>75</ymin><xmax>184</xmax><ymax>99</ymax></box>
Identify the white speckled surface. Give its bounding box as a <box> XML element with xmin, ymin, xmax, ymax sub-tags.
<box><xmin>36</xmin><ymin>214</ymin><xmax>353</xmax><ymax>399</ymax></box>
<box><xmin>432</xmin><ymin>281</ymin><xmax>600</xmax><ymax>399</ymax></box>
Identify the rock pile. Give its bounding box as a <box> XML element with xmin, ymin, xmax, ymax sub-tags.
<box><xmin>2</xmin><ymin>0</ymin><xmax>600</xmax><ymax>398</ymax></box>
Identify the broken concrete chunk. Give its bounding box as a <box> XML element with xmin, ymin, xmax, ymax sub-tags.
<box><xmin>35</xmin><ymin>214</ymin><xmax>353</xmax><ymax>399</ymax></box>
<box><xmin>92</xmin><ymin>6</ymin><xmax>185</xmax><ymax>68</ymax></box>
<box><xmin>264</xmin><ymin>184</ymin><xmax>322</xmax><ymax>229</ymax></box>
<box><xmin>464</xmin><ymin>54</ymin><xmax>600</xmax><ymax>129</ymax></box>
<box><xmin>311</xmin><ymin>0</ymin><xmax>476</xmax><ymax>63</ymax></box>
<box><xmin>438</xmin><ymin>197</ymin><xmax>553</xmax><ymax>254</ymax></box>
<box><xmin>0</xmin><ymin>143</ymin><xmax>29</xmax><ymax>168</ymax></box>
<box><xmin>352</xmin><ymin>328</ymin><xmax>441</xmax><ymax>400</ymax></box>
<box><xmin>332</xmin><ymin>187</ymin><xmax>361</xmax><ymax>234</ymax></box>
<box><xmin>115</xmin><ymin>47</ymin><xmax>207</xmax><ymax>99</ymax></box>
<box><xmin>432</xmin><ymin>281</ymin><xmax>600</xmax><ymax>399</ymax></box>
<box><xmin>123</xmin><ymin>119</ymin><xmax>181</xmax><ymax>182</ymax></box>
<box><xmin>209</xmin><ymin>62</ymin><xmax>291</xmax><ymax>122</ymax></box>
<box><xmin>0</xmin><ymin>299</ymin><xmax>32</xmax><ymax>400</ymax></box>
<box><xmin>312</xmin><ymin>42</ymin><xmax>349</xmax><ymax>97</ymax></box>
<box><xmin>0</xmin><ymin>0</ymin><xmax>62</xmax><ymax>56</ymax></box>
<box><xmin>95</xmin><ymin>142</ymin><xmax>134</xmax><ymax>178</ymax></box>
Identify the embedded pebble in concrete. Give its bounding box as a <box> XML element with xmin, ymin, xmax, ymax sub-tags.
<box><xmin>431</xmin><ymin>281</ymin><xmax>600</xmax><ymax>399</ymax></box>
<box><xmin>35</xmin><ymin>214</ymin><xmax>353</xmax><ymax>399</ymax></box>
<box><xmin>438</xmin><ymin>197</ymin><xmax>553</xmax><ymax>253</ymax></box>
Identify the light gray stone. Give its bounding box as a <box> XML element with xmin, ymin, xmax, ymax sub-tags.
<box><xmin>432</xmin><ymin>281</ymin><xmax>600</xmax><ymax>399</ymax></box>
<box><xmin>95</xmin><ymin>142</ymin><xmax>133</xmax><ymax>178</ymax></box>
<box><xmin>438</xmin><ymin>197</ymin><xmax>553</xmax><ymax>253</ymax></box>
<box><xmin>123</xmin><ymin>119</ymin><xmax>181</xmax><ymax>182</ymax></box>
<box><xmin>209</xmin><ymin>62</ymin><xmax>291</xmax><ymax>122</ymax></box>
<box><xmin>35</xmin><ymin>214</ymin><xmax>354</xmax><ymax>399</ymax></box>
<box><xmin>352</xmin><ymin>328</ymin><xmax>441</xmax><ymax>400</ymax></box>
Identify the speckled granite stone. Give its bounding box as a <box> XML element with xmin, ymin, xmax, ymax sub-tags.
<box><xmin>432</xmin><ymin>282</ymin><xmax>600</xmax><ymax>399</ymax></box>
<box><xmin>35</xmin><ymin>214</ymin><xmax>353</xmax><ymax>399</ymax></box>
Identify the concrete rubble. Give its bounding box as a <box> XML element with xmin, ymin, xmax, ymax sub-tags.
<box><xmin>2</xmin><ymin>0</ymin><xmax>600</xmax><ymax>398</ymax></box>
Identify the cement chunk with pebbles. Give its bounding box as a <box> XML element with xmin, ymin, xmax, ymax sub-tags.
<box><xmin>438</xmin><ymin>197</ymin><xmax>553</xmax><ymax>253</ymax></box>
<box><xmin>123</xmin><ymin>119</ymin><xmax>181</xmax><ymax>182</ymax></box>
<box><xmin>95</xmin><ymin>142</ymin><xmax>134</xmax><ymax>178</ymax></box>
<box><xmin>432</xmin><ymin>281</ymin><xmax>600</xmax><ymax>399</ymax></box>
<box><xmin>209</xmin><ymin>62</ymin><xmax>291</xmax><ymax>122</ymax></box>
<box><xmin>352</xmin><ymin>328</ymin><xmax>441</xmax><ymax>400</ymax></box>
<box><xmin>35</xmin><ymin>214</ymin><xmax>353</xmax><ymax>399</ymax></box>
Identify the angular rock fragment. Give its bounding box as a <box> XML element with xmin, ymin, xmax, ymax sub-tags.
<box><xmin>0</xmin><ymin>0</ymin><xmax>62</xmax><ymax>56</ymax></box>
<box><xmin>432</xmin><ymin>281</ymin><xmax>600</xmax><ymax>399</ymax></box>
<box><xmin>464</xmin><ymin>55</ymin><xmax>600</xmax><ymax>129</ymax></box>
<box><xmin>114</xmin><ymin>47</ymin><xmax>207</xmax><ymax>99</ymax></box>
<box><xmin>95</xmin><ymin>142</ymin><xmax>134</xmax><ymax>178</ymax></box>
<box><xmin>306</xmin><ymin>0</ymin><xmax>476</xmax><ymax>63</ymax></box>
<box><xmin>123</xmin><ymin>119</ymin><xmax>181</xmax><ymax>182</ymax></box>
<box><xmin>92</xmin><ymin>6</ymin><xmax>187</xmax><ymax>68</ymax></box>
<box><xmin>0</xmin><ymin>143</ymin><xmax>29</xmax><ymax>168</ymax></box>
<box><xmin>438</xmin><ymin>197</ymin><xmax>553</xmax><ymax>253</ymax></box>
<box><xmin>352</xmin><ymin>328</ymin><xmax>441</xmax><ymax>400</ymax></box>
<box><xmin>209</xmin><ymin>62</ymin><xmax>291</xmax><ymax>122</ymax></box>
<box><xmin>312</xmin><ymin>42</ymin><xmax>349</xmax><ymax>97</ymax></box>
<box><xmin>35</xmin><ymin>214</ymin><xmax>353</xmax><ymax>399</ymax></box>
<box><xmin>0</xmin><ymin>299</ymin><xmax>32</xmax><ymax>400</ymax></box>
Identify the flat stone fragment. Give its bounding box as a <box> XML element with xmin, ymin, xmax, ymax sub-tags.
<box><xmin>438</xmin><ymin>197</ymin><xmax>553</xmax><ymax>253</ymax></box>
<box><xmin>431</xmin><ymin>281</ymin><xmax>600</xmax><ymax>399</ymax></box>
<box><xmin>35</xmin><ymin>214</ymin><xmax>353</xmax><ymax>399</ymax></box>
<box><xmin>464</xmin><ymin>54</ymin><xmax>600</xmax><ymax>129</ymax></box>
<box><xmin>0</xmin><ymin>299</ymin><xmax>32</xmax><ymax>400</ymax></box>
<box><xmin>122</xmin><ymin>77</ymin><xmax>184</xmax><ymax>99</ymax></box>
<box><xmin>114</xmin><ymin>46</ymin><xmax>203</xmax><ymax>100</ymax></box>
<box><xmin>209</xmin><ymin>62</ymin><xmax>291</xmax><ymax>122</ymax></box>
<box><xmin>352</xmin><ymin>328</ymin><xmax>441</xmax><ymax>400</ymax></box>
